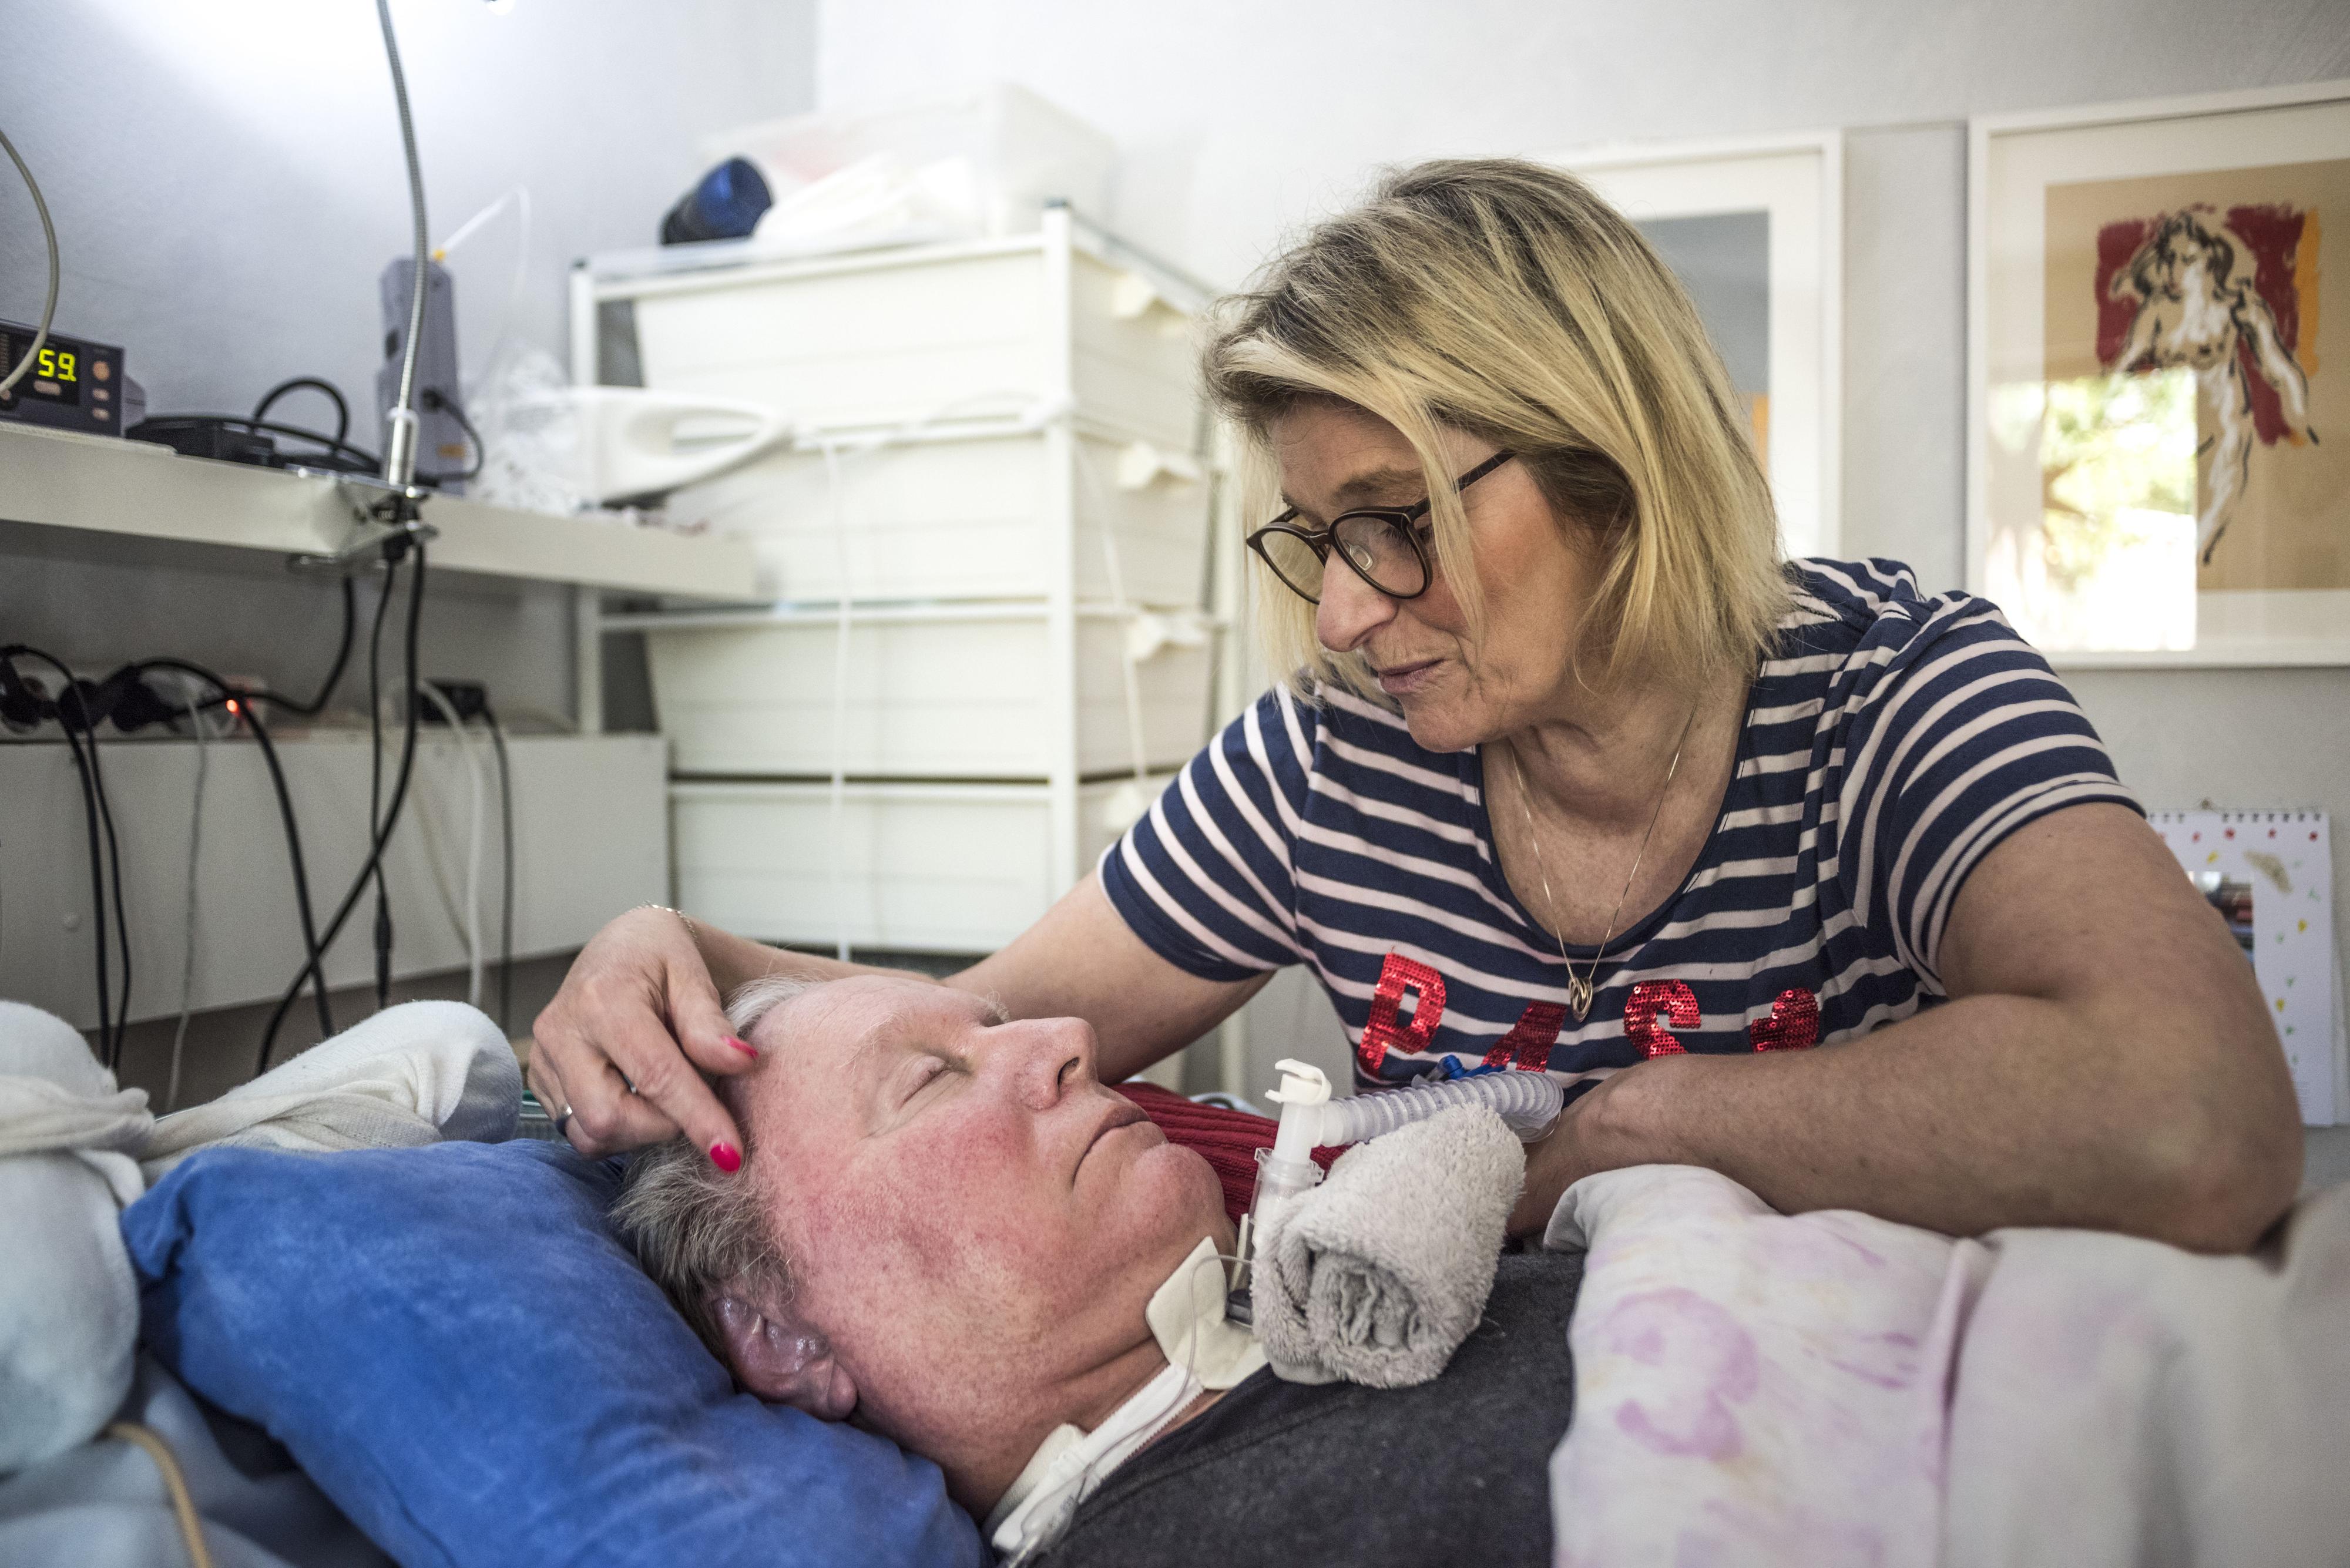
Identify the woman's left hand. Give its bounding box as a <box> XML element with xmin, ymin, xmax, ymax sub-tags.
<box><xmin>1508</xmin><ymin>1069</ymin><xmax>1649</xmax><ymax>1239</ymax></box>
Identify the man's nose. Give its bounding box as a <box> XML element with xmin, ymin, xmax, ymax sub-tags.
<box><xmin>1315</xmin><ymin>556</ymin><xmax>1398</xmax><ymax>653</ymax></box>
<box><xmin>1002</xmin><ymin>1016</ymin><xmax>1097</xmax><ymax>1109</ymax></box>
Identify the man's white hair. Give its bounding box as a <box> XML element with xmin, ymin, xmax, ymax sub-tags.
<box><xmin>610</xmin><ymin>975</ymin><xmax>816</xmax><ymax>1357</ymax></box>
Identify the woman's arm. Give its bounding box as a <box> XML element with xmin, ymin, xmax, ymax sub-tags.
<box><xmin>1510</xmin><ymin>803</ymin><xmax>2305</xmax><ymax>1252</ymax></box>
<box><xmin>530</xmin><ymin>874</ymin><xmax>1263</xmax><ymax>1160</ymax></box>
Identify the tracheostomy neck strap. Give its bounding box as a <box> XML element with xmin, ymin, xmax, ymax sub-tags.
<box><xmin>986</xmin><ymin>1237</ymin><xmax>1262</xmax><ymax>1562</ymax></box>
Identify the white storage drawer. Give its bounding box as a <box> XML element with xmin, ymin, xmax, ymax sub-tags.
<box><xmin>667</xmin><ymin>424</ymin><xmax>1210</xmax><ymax>606</ymax></box>
<box><xmin>671</xmin><ymin>778</ymin><xmax>1162</xmax><ymax>953</ymax></box>
<box><xmin>639</xmin><ymin>606</ymin><xmax>1215</xmax><ymax>780</ymax></box>
<box><xmin>624</xmin><ymin>219</ymin><xmax>1201</xmax><ymax>452</ymax></box>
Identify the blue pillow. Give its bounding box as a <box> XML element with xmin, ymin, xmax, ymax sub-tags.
<box><xmin>121</xmin><ymin>1139</ymin><xmax>983</xmax><ymax>1568</ymax></box>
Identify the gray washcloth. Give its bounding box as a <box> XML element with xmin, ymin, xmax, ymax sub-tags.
<box><xmin>1253</xmin><ymin>1103</ymin><xmax>1524</xmax><ymax>1389</ymax></box>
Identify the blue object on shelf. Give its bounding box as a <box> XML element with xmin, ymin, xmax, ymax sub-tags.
<box><xmin>659</xmin><ymin>157</ymin><xmax>773</xmax><ymax>245</ymax></box>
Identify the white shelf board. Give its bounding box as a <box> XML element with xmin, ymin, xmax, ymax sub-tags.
<box><xmin>0</xmin><ymin>422</ymin><xmax>757</xmax><ymax>600</ymax></box>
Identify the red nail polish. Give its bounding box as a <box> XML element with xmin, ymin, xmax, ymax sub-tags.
<box><xmin>725</xmin><ymin>1035</ymin><xmax>759</xmax><ymax>1058</ymax></box>
<box><xmin>709</xmin><ymin>1141</ymin><xmax>742</xmax><ymax>1173</ymax></box>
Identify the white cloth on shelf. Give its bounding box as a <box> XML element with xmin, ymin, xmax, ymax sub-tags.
<box><xmin>0</xmin><ymin>998</ymin><xmax>518</xmax><ymax>1475</ymax></box>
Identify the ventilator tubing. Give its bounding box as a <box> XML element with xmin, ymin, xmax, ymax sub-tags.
<box><xmin>1265</xmin><ymin>1057</ymin><xmax>1565</xmax><ymax>1162</ymax></box>
<box><xmin>1226</xmin><ymin>1059</ymin><xmax>1566</xmax><ymax>1321</ymax></box>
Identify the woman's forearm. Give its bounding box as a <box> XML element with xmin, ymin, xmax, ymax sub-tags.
<box><xmin>1514</xmin><ymin>990</ymin><xmax>2302</xmax><ymax>1252</ymax></box>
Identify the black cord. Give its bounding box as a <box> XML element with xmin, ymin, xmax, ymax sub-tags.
<box><xmin>418</xmin><ymin>389</ymin><xmax>485</xmax><ymax>484</ymax></box>
<box><xmin>3</xmin><ymin>647</ymin><xmax>115</xmax><ymax>1064</ymax></box>
<box><xmin>132</xmin><ymin>659</ymin><xmax>337</xmax><ymax>1043</ymax></box>
<box><xmin>258</xmin><ymin>542</ymin><xmax>429</xmax><ymax>1075</ymax></box>
<box><xmin>283</xmin><ymin>576</ymin><xmax>360</xmax><ymax>717</ymax></box>
<box><xmin>366</xmin><ymin>559</ymin><xmax>398</xmax><ymax>1008</ymax></box>
<box><xmin>126</xmin><ymin>414</ymin><xmax>381</xmax><ymax>475</ymax></box>
<box><xmin>80</xmin><ymin>714</ymin><xmax>133</xmax><ymax>1067</ymax></box>
<box><xmin>251</xmin><ymin>377</ymin><xmax>351</xmax><ymax>446</ymax></box>
<box><xmin>481</xmin><ymin>699</ymin><xmax>515</xmax><ymax>1034</ymax></box>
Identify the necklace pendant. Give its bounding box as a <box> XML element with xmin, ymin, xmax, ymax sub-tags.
<box><xmin>1566</xmin><ymin>974</ymin><xmax>1594</xmax><ymax>1022</ymax></box>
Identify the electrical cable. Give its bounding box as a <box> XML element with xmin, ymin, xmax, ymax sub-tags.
<box><xmin>419</xmin><ymin>388</ymin><xmax>485</xmax><ymax>482</ymax></box>
<box><xmin>132</xmin><ymin>658</ymin><xmax>337</xmax><ymax>1043</ymax></box>
<box><xmin>251</xmin><ymin>378</ymin><xmax>351</xmax><ymax>446</ymax></box>
<box><xmin>2</xmin><ymin>647</ymin><xmax>116</xmax><ymax>1065</ymax></box>
<box><xmin>257</xmin><ymin>543</ymin><xmax>428</xmax><ymax>1075</ymax></box>
<box><xmin>365</xmin><ymin>558</ymin><xmax>402</xmax><ymax>1009</ymax></box>
<box><xmin>409</xmin><ymin>681</ymin><xmax>485</xmax><ymax>1008</ymax></box>
<box><xmin>126</xmin><ymin>414</ymin><xmax>382</xmax><ymax>475</ymax></box>
<box><xmin>438</xmin><ymin>184</ymin><xmax>531</xmax><ymax>406</ymax></box>
<box><xmin>276</xmin><ymin>576</ymin><xmax>361</xmax><ymax>718</ymax></box>
<box><xmin>78</xmin><ymin>686</ymin><xmax>133</xmax><ymax>1067</ymax></box>
<box><xmin>820</xmin><ymin>438</ymin><xmax>854</xmax><ymax>964</ymax></box>
<box><xmin>480</xmin><ymin>700</ymin><xmax>516</xmax><ymax>1035</ymax></box>
<box><xmin>0</xmin><ymin>123</ymin><xmax>59</xmax><ymax>399</ymax></box>
<box><xmin>167</xmin><ymin>690</ymin><xmax>210</xmax><ymax>1113</ymax></box>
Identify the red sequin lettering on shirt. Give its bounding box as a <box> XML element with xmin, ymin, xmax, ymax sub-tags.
<box><xmin>1624</xmin><ymin>980</ymin><xmax>1700</xmax><ymax>1057</ymax></box>
<box><xmin>1358</xmin><ymin>953</ymin><xmax>1447</xmax><ymax>1076</ymax></box>
<box><xmin>1747</xmin><ymin>988</ymin><xmax>1820</xmax><ymax>1052</ymax></box>
<box><xmin>1482</xmin><ymin>1001</ymin><xmax>1567</xmax><ymax>1072</ymax></box>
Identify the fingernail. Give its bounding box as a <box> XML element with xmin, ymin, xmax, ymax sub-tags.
<box><xmin>725</xmin><ymin>1035</ymin><xmax>758</xmax><ymax>1058</ymax></box>
<box><xmin>709</xmin><ymin>1141</ymin><xmax>742</xmax><ymax>1173</ymax></box>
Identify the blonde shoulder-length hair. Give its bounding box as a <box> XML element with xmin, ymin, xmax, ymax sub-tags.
<box><xmin>1202</xmin><ymin>157</ymin><xmax>1791</xmax><ymax>703</ymax></box>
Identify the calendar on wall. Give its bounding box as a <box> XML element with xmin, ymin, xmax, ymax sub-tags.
<box><xmin>2150</xmin><ymin>811</ymin><xmax>2342</xmax><ymax>1126</ymax></box>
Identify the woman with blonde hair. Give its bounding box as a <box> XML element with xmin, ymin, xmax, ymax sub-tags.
<box><xmin>532</xmin><ymin>159</ymin><xmax>2299</xmax><ymax>1255</ymax></box>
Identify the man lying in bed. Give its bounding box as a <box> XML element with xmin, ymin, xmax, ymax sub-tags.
<box><xmin>611</xmin><ymin>974</ymin><xmax>1578</xmax><ymax>1567</ymax></box>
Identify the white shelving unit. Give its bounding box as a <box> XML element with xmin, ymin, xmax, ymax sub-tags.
<box><xmin>575</xmin><ymin>210</ymin><xmax>1228</xmax><ymax>957</ymax></box>
<box><xmin>0</xmin><ymin>422</ymin><xmax>755</xmax><ymax>1040</ymax></box>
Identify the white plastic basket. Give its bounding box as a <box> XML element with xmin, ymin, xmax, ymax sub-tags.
<box><xmin>665</xmin><ymin>422</ymin><xmax>1210</xmax><ymax>606</ymax></box>
<box><xmin>670</xmin><ymin>775</ymin><xmax>1163</xmax><ymax>953</ymax></box>
<box><xmin>636</xmin><ymin>604</ymin><xmax>1216</xmax><ymax>780</ymax></box>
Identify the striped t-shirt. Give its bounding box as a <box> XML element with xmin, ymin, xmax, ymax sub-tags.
<box><xmin>1102</xmin><ymin>559</ymin><xmax>2141</xmax><ymax>1093</ymax></box>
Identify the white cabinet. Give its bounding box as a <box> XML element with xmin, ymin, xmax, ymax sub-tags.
<box><xmin>575</xmin><ymin>210</ymin><xmax>1224</xmax><ymax>953</ymax></box>
<box><xmin>634</xmin><ymin>605</ymin><xmax>1214</xmax><ymax>781</ymax></box>
<box><xmin>666</xmin><ymin>421</ymin><xmax>1210</xmax><ymax>607</ymax></box>
<box><xmin>619</xmin><ymin>226</ymin><xmax>1200</xmax><ymax>450</ymax></box>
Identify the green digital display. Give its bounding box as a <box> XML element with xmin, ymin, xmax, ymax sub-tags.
<box><xmin>1</xmin><ymin>323</ymin><xmax>123</xmax><ymax>432</ymax></box>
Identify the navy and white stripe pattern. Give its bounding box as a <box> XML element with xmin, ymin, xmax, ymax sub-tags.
<box><xmin>1102</xmin><ymin>559</ymin><xmax>2141</xmax><ymax>1092</ymax></box>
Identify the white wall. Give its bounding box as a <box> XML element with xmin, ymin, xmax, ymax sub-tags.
<box><xmin>0</xmin><ymin>0</ymin><xmax>815</xmax><ymax>710</ymax></box>
<box><xmin>813</xmin><ymin>0</ymin><xmax>2350</xmax><ymax>1099</ymax></box>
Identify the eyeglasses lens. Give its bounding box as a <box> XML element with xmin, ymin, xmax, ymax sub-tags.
<box><xmin>1255</xmin><ymin>529</ymin><xmax>1329</xmax><ymax>602</ymax></box>
<box><xmin>1333</xmin><ymin>514</ymin><xmax>1426</xmax><ymax>597</ymax></box>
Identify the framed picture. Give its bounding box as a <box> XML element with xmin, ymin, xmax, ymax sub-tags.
<box><xmin>1542</xmin><ymin>132</ymin><xmax>1844</xmax><ymax>561</ymax></box>
<box><xmin>1969</xmin><ymin>80</ymin><xmax>2350</xmax><ymax>666</ymax></box>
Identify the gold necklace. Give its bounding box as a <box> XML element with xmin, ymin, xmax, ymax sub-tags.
<box><xmin>1501</xmin><ymin>703</ymin><xmax>1697</xmax><ymax>1023</ymax></box>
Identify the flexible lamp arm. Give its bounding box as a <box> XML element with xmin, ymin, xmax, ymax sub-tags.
<box><xmin>376</xmin><ymin>0</ymin><xmax>431</xmax><ymax>488</ymax></box>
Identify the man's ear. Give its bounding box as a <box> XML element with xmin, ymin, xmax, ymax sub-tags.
<box><xmin>709</xmin><ymin>1293</ymin><xmax>859</xmax><ymax>1421</ymax></box>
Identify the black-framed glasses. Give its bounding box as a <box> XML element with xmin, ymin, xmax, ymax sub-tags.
<box><xmin>1246</xmin><ymin>451</ymin><xmax>1515</xmax><ymax>605</ymax></box>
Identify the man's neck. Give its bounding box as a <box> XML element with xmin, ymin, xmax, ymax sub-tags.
<box><xmin>966</xmin><ymin>1234</ymin><xmax>1260</xmax><ymax>1525</ymax></box>
<box><xmin>952</xmin><ymin>1337</ymin><xmax>1169</xmax><ymax>1513</ymax></box>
